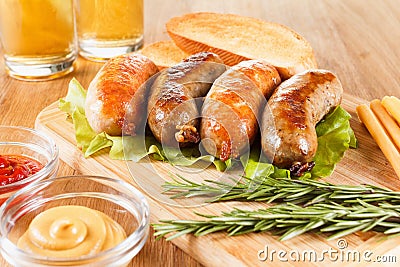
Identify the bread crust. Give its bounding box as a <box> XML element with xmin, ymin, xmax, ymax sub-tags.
<box><xmin>166</xmin><ymin>12</ymin><xmax>318</xmax><ymax>80</ymax></box>
<box><xmin>140</xmin><ymin>40</ymin><xmax>189</xmax><ymax>70</ymax></box>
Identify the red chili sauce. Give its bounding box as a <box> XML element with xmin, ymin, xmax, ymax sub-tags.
<box><xmin>0</xmin><ymin>155</ymin><xmax>43</xmax><ymax>186</ymax></box>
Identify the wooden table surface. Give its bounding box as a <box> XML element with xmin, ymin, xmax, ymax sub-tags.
<box><xmin>0</xmin><ymin>0</ymin><xmax>399</xmax><ymax>266</ymax></box>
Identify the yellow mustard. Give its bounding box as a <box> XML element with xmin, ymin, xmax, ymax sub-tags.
<box><xmin>17</xmin><ymin>205</ymin><xmax>126</xmax><ymax>258</ymax></box>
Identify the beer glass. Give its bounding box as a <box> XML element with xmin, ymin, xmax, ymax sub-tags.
<box><xmin>0</xmin><ymin>0</ymin><xmax>77</xmax><ymax>81</ymax></box>
<box><xmin>74</xmin><ymin>0</ymin><xmax>144</xmax><ymax>61</ymax></box>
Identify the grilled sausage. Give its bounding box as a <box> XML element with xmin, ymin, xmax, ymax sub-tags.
<box><xmin>200</xmin><ymin>60</ymin><xmax>281</xmax><ymax>161</ymax></box>
<box><xmin>147</xmin><ymin>52</ymin><xmax>226</xmax><ymax>146</ymax></box>
<box><xmin>85</xmin><ymin>53</ymin><xmax>158</xmax><ymax>136</ymax></box>
<box><xmin>261</xmin><ymin>69</ymin><xmax>343</xmax><ymax>169</ymax></box>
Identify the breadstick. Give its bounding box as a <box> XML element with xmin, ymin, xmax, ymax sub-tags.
<box><xmin>370</xmin><ymin>99</ymin><xmax>400</xmax><ymax>150</ymax></box>
<box><xmin>382</xmin><ymin>96</ymin><xmax>400</xmax><ymax>126</ymax></box>
<box><xmin>356</xmin><ymin>104</ymin><xmax>400</xmax><ymax>179</ymax></box>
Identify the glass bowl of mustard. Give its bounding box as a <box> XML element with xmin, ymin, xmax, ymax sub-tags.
<box><xmin>0</xmin><ymin>175</ymin><xmax>150</xmax><ymax>266</ymax></box>
<box><xmin>0</xmin><ymin>126</ymin><xmax>59</xmax><ymax>204</ymax></box>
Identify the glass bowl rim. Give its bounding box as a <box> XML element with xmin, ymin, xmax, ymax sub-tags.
<box><xmin>0</xmin><ymin>175</ymin><xmax>150</xmax><ymax>263</ymax></box>
<box><xmin>0</xmin><ymin>125</ymin><xmax>59</xmax><ymax>189</ymax></box>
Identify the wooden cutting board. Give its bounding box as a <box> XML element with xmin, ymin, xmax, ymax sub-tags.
<box><xmin>35</xmin><ymin>93</ymin><xmax>400</xmax><ymax>267</ymax></box>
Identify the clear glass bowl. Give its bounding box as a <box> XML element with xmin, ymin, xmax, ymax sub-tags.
<box><xmin>0</xmin><ymin>175</ymin><xmax>150</xmax><ymax>267</ymax></box>
<box><xmin>0</xmin><ymin>126</ymin><xmax>59</xmax><ymax>204</ymax></box>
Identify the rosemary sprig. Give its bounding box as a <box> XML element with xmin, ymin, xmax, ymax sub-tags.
<box><xmin>155</xmin><ymin>175</ymin><xmax>400</xmax><ymax>241</ymax></box>
<box><xmin>153</xmin><ymin>200</ymin><xmax>400</xmax><ymax>241</ymax></box>
<box><xmin>162</xmin><ymin>175</ymin><xmax>400</xmax><ymax>206</ymax></box>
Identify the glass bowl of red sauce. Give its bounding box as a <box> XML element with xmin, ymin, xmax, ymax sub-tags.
<box><xmin>0</xmin><ymin>126</ymin><xmax>59</xmax><ymax>204</ymax></box>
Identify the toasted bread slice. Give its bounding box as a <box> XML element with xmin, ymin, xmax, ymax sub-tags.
<box><xmin>166</xmin><ymin>12</ymin><xmax>317</xmax><ymax>79</ymax></box>
<box><xmin>140</xmin><ymin>40</ymin><xmax>189</xmax><ymax>70</ymax></box>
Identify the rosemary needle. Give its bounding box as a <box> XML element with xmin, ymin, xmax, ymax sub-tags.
<box><xmin>162</xmin><ymin>175</ymin><xmax>400</xmax><ymax>205</ymax></box>
<box><xmin>154</xmin><ymin>175</ymin><xmax>400</xmax><ymax>241</ymax></box>
<box><xmin>153</xmin><ymin>201</ymin><xmax>400</xmax><ymax>241</ymax></box>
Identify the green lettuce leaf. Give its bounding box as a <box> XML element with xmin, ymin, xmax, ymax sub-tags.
<box><xmin>59</xmin><ymin>78</ymin><xmax>357</xmax><ymax>179</ymax></box>
<box><xmin>240</xmin><ymin>146</ymin><xmax>275</xmax><ymax>179</ymax></box>
<box><xmin>72</xmin><ymin>108</ymin><xmax>101</xmax><ymax>152</ymax></box>
<box><xmin>311</xmin><ymin>106</ymin><xmax>358</xmax><ymax>177</ymax></box>
<box><xmin>59</xmin><ymin>78</ymin><xmax>86</xmax><ymax>114</ymax></box>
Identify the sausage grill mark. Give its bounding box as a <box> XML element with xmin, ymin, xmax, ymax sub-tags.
<box><xmin>85</xmin><ymin>52</ymin><xmax>343</xmax><ymax>173</ymax></box>
<box><xmin>85</xmin><ymin>53</ymin><xmax>158</xmax><ymax>136</ymax></box>
<box><xmin>147</xmin><ymin>52</ymin><xmax>226</xmax><ymax>147</ymax></box>
<box><xmin>201</xmin><ymin>60</ymin><xmax>281</xmax><ymax>161</ymax></box>
<box><xmin>261</xmin><ymin>69</ymin><xmax>343</xmax><ymax>169</ymax></box>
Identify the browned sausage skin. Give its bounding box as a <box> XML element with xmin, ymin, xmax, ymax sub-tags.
<box><xmin>200</xmin><ymin>60</ymin><xmax>281</xmax><ymax>161</ymax></box>
<box><xmin>261</xmin><ymin>69</ymin><xmax>343</xmax><ymax>169</ymax></box>
<box><xmin>85</xmin><ymin>53</ymin><xmax>159</xmax><ymax>136</ymax></box>
<box><xmin>147</xmin><ymin>52</ymin><xmax>226</xmax><ymax>146</ymax></box>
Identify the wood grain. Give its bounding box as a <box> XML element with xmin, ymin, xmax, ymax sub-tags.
<box><xmin>1</xmin><ymin>0</ymin><xmax>400</xmax><ymax>266</ymax></box>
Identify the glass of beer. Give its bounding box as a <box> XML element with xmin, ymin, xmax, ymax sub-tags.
<box><xmin>0</xmin><ymin>0</ymin><xmax>77</xmax><ymax>81</ymax></box>
<box><xmin>74</xmin><ymin>0</ymin><xmax>144</xmax><ymax>62</ymax></box>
